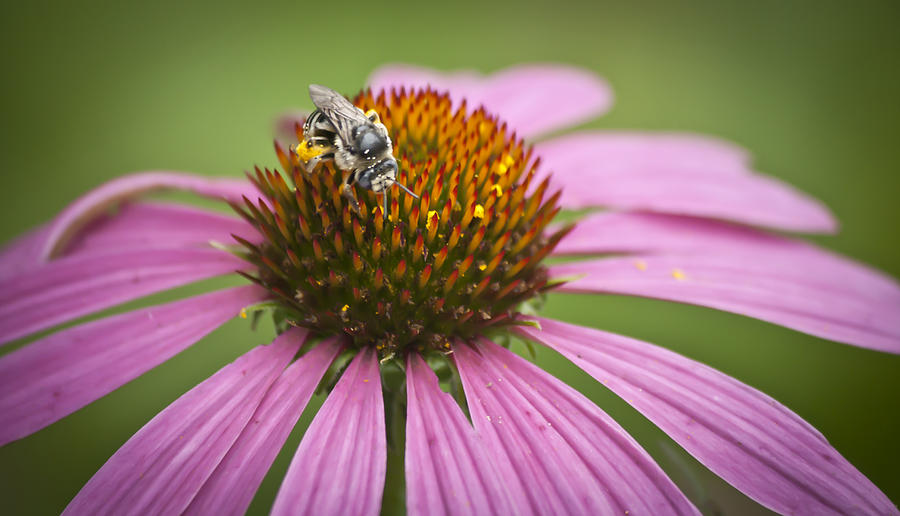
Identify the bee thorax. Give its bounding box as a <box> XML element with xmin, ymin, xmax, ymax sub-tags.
<box><xmin>333</xmin><ymin>141</ymin><xmax>360</xmax><ymax>171</ymax></box>
<box><xmin>353</xmin><ymin>125</ymin><xmax>389</xmax><ymax>157</ymax></box>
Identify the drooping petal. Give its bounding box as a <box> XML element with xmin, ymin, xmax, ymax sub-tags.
<box><xmin>0</xmin><ymin>248</ymin><xmax>247</xmax><ymax>346</ymax></box>
<box><xmin>0</xmin><ymin>224</ymin><xmax>49</xmax><ymax>281</ymax></box>
<box><xmin>453</xmin><ymin>338</ymin><xmax>698</xmax><ymax>515</ymax></box>
<box><xmin>555</xmin><ymin>210</ymin><xmax>811</xmax><ymax>255</ymax></box>
<box><xmin>554</xmin><ymin>211</ymin><xmax>900</xmax><ymax>301</ymax></box>
<box><xmin>536</xmin><ymin>132</ymin><xmax>752</xmax><ymax>176</ymax></box>
<box><xmin>65</xmin><ymin>201</ymin><xmax>259</xmax><ymax>257</ymax></box>
<box><xmin>517</xmin><ymin>318</ymin><xmax>898</xmax><ymax>516</ymax></box>
<box><xmin>272</xmin><ymin>348</ymin><xmax>386</xmax><ymax>516</ymax></box>
<box><xmin>534</xmin><ymin>132</ymin><xmax>835</xmax><ymax>232</ymax></box>
<box><xmin>64</xmin><ymin>329</ymin><xmax>304</xmax><ymax>516</ymax></box>
<box><xmin>0</xmin><ymin>285</ymin><xmax>267</xmax><ymax>446</ymax></box>
<box><xmin>368</xmin><ymin>64</ymin><xmax>613</xmax><ymax>139</ymax></box>
<box><xmin>185</xmin><ymin>338</ymin><xmax>342</xmax><ymax>516</ymax></box>
<box><xmin>1</xmin><ymin>203</ymin><xmax>257</xmax><ymax>280</ymax></box>
<box><xmin>41</xmin><ymin>171</ymin><xmax>260</xmax><ymax>260</ymax></box>
<box><xmin>550</xmin><ymin>254</ymin><xmax>900</xmax><ymax>353</ymax></box>
<box><xmin>405</xmin><ymin>353</ymin><xmax>525</xmax><ymax>515</ymax></box>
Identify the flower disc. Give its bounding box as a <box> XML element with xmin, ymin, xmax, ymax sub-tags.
<box><xmin>233</xmin><ymin>87</ymin><xmax>569</xmax><ymax>358</ymax></box>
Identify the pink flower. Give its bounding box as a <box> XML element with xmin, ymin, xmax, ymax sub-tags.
<box><xmin>1</xmin><ymin>64</ymin><xmax>898</xmax><ymax>515</ymax></box>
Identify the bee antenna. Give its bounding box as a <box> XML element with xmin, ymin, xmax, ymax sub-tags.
<box><xmin>394</xmin><ymin>181</ymin><xmax>419</xmax><ymax>199</ymax></box>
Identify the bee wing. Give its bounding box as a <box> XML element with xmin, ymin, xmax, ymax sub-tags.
<box><xmin>308</xmin><ymin>84</ymin><xmax>368</xmax><ymax>145</ymax></box>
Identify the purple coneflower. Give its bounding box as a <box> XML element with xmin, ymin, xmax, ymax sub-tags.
<box><xmin>1</xmin><ymin>64</ymin><xmax>898</xmax><ymax>515</ymax></box>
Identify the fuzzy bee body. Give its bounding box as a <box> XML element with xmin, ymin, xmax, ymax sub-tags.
<box><xmin>300</xmin><ymin>109</ymin><xmax>338</xmax><ymax>152</ymax></box>
<box><xmin>295</xmin><ymin>85</ymin><xmax>418</xmax><ymax>216</ymax></box>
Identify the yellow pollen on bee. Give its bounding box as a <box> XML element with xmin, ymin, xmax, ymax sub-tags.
<box><xmin>671</xmin><ymin>269</ymin><xmax>687</xmax><ymax>280</ymax></box>
<box><xmin>474</xmin><ymin>204</ymin><xmax>485</xmax><ymax>219</ymax></box>
<box><xmin>491</xmin><ymin>184</ymin><xmax>503</xmax><ymax>197</ymax></box>
<box><xmin>239</xmin><ymin>308</ymin><xmax>248</xmax><ymax>319</ymax></box>
<box><xmin>364</xmin><ymin>109</ymin><xmax>380</xmax><ymax>122</ymax></box>
<box><xmin>426</xmin><ymin>210</ymin><xmax>439</xmax><ymax>230</ymax></box>
<box><xmin>634</xmin><ymin>260</ymin><xmax>648</xmax><ymax>271</ymax></box>
<box><xmin>294</xmin><ymin>140</ymin><xmax>326</xmax><ymax>161</ymax></box>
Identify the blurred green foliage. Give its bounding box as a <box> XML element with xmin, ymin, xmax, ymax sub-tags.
<box><xmin>1</xmin><ymin>0</ymin><xmax>898</xmax><ymax>514</ymax></box>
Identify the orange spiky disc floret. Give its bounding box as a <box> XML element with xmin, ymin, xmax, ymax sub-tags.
<box><xmin>231</xmin><ymin>87</ymin><xmax>572</xmax><ymax>358</ymax></box>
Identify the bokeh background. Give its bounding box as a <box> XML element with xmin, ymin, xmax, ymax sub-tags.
<box><xmin>1</xmin><ymin>0</ymin><xmax>898</xmax><ymax>514</ymax></box>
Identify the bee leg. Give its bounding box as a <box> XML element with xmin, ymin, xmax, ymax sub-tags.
<box><xmin>341</xmin><ymin>186</ymin><xmax>360</xmax><ymax>214</ymax></box>
<box><xmin>306</xmin><ymin>151</ymin><xmax>337</xmax><ymax>172</ymax></box>
<box><xmin>302</xmin><ymin>154</ymin><xmax>321</xmax><ymax>173</ymax></box>
<box><xmin>294</xmin><ymin>138</ymin><xmax>334</xmax><ymax>173</ymax></box>
<box><xmin>340</xmin><ymin>171</ymin><xmax>361</xmax><ymax>214</ymax></box>
<box><xmin>382</xmin><ymin>190</ymin><xmax>388</xmax><ymax>220</ymax></box>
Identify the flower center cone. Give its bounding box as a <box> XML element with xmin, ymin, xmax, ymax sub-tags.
<box><xmin>232</xmin><ymin>87</ymin><xmax>571</xmax><ymax>360</ymax></box>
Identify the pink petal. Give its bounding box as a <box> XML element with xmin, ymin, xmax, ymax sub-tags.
<box><xmin>272</xmin><ymin>349</ymin><xmax>386</xmax><ymax>516</ymax></box>
<box><xmin>0</xmin><ymin>224</ymin><xmax>49</xmax><ymax>281</ymax></box>
<box><xmin>453</xmin><ymin>338</ymin><xmax>698</xmax><ymax>515</ymax></box>
<box><xmin>0</xmin><ymin>203</ymin><xmax>257</xmax><ymax>281</ymax></box>
<box><xmin>185</xmin><ymin>338</ymin><xmax>342</xmax><ymax>516</ymax></box>
<box><xmin>534</xmin><ymin>132</ymin><xmax>836</xmax><ymax>232</ymax></box>
<box><xmin>274</xmin><ymin>109</ymin><xmax>308</xmax><ymax>145</ymax></box>
<box><xmin>65</xmin><ymin>201</ymin><xmax>258</xmax><ymax>257</ymax></box>
<box><xmin>0</xmin><ymin>285</ymin><xmax>267</xmax><ymax>446</ymax></box>
<box><xmin>518</xmin><ymin>318</ymin><xmax>898</xmax><ymax>515</ymax></box>
<box><xmin>368</xmin><ymin>63</ymin><xmax>613</xmax><ymax>139</ymax></box>
<box><xmin>63</xmin><ymin>329</ymin><xmax>303</xmax><ymax>516</ymax></box>
<box><xmin>405</xmin><ymin>353</ymin><xmax>525</xmax><ymax>515</ymax></box>
<box><xmin>0</xmin><ymin>248</ymin><xmax>247</xmax><ymax>346</ymax></box>
<box><xmin>555</xmin><ymin>212</ymin><xmax>900</xmax><ymax>302</ymax></box>
<box><xmin>550</xmin><ymin>254</ymin><xmax>900</xmax><ymax>353</ymax></box>
<box><xmin>41</xmin><ymin>171</ymin><xmax>259</xmax><ymax>260</ymax></box>
<box><xmin>536</xmin><ymin>131</ymin><xmax>753</xmax><ymax>176</ymax></box>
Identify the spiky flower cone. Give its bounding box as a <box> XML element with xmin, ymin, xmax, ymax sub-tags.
<box><xmin>231</xmin><ymin>88</ymin><xmax>570</xmax><ymax>360</ymax></box>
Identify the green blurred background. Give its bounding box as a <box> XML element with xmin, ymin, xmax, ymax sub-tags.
<box><xmin>1</xmin><ymin>0</ymin><xmax>898</xmax><ymax>514</ymax></box>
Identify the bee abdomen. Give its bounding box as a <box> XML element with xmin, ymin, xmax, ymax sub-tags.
<box><xmin>304</xmin><ymin>110</ymin><xmax>338</xmax><ymax>143</ymax></box>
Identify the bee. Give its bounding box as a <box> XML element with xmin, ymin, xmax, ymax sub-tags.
<box><xmin>294</xmin><ymin>84</ymin><xmax>418</xmax><ymax>218</ymax></box>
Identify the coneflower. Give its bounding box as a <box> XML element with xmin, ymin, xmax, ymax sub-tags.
<box><xmin>1</xmin><ymin>64</ymin><xmax>897</xmax><ymax>515</ymax></box>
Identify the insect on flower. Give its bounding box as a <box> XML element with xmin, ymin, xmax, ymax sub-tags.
<box><xmin>293</xmin><ymin>84</ymin><xmax>418</xmax><ymax>217</ymax></box>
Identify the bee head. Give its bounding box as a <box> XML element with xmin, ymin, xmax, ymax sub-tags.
<box><xmin>377</xmin><ymin>159</ymin><xmax>418</xmax><ymax>199</ymax></box>
<box><xmin>373</xmin><ymin>159</ymin><xmax>398</xmax><ymax>181</ymax></box>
